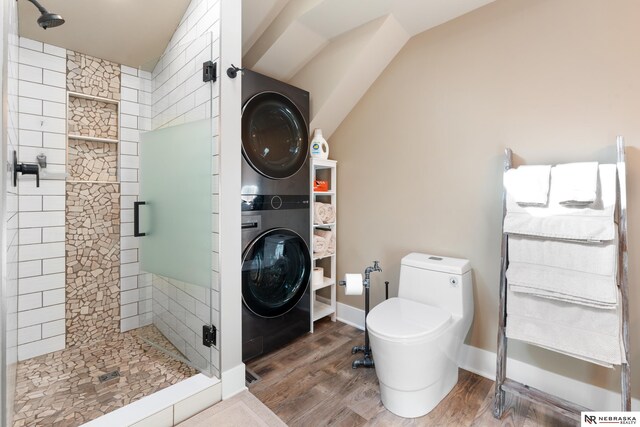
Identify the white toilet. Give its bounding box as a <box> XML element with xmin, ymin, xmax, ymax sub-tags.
<box><xmin>367</xmin><ymin>252</ymin><xmax>473</xmax><ymax>418</ymax></box>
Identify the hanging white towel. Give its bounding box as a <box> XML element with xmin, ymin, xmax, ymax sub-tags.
<box><xmin>508</xmin><ymin>234</ymin><xmax>617</xmax><ymax>277</ymax></box>
<box><xmin>507</xmin><ymin>262</ymin><xmax>617</xmax><ymax>308</ymax></box>
<box><xmin>504</xmin><ymin>165</ymin><xmax>551</xmax><ymax>205</ymax></box>
<box><xmin>506</xmin><ymin>291</ymin><xmax>625</xmax><ymax>367</ymax></box>
<box><xmin>504</xmin><ymin>164</ymin><xmax>617</xmax><ymax>241</ymax></box>
<box><xmin>506</xmin><ymin>315</ymin><xmax>624</xmax><ymax>367</ymax></box>
<box><xmin>554</xmin><ymin>162</ymin><xmax>599</xmax><ymax>206</ymax></box>
<box><xmin>507</xmin><ymin>290</ymin><xmax>620</xmax><ymax>339</ymax></box>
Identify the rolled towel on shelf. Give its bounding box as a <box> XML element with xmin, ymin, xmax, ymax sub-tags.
<box><xmin>503</xmin><ymin>165</ymin><xmax>551</xmax><ymax>206</ymax></box>
<box><xmin>314</xmin><ymin>229</ymin><xmax>335</xmax><ymax>254</ymax></box>
<box><xmin>554</xmin><ymin>162</ymin><xmax>599</xmax><ymax>206</ymax></box>
<box><xmin>313</xmin><ymin>204</ymin><xmax>323</xmax><ymax>225</ymax></box>
<box><xmin>324</xmin><ymin>204</ymin><xmax>336</xmax><ymax>224</ymax></box>
<box><xmin>314</xmin><ymin>202</ymin><xmax>334</xmax><ymax>224</ymax></box>
<box><xmin>504</xmin><ymin>164</ymin><xmax>617</xmax><ymax>241</ymax></box>
<box><xmin>506</xmin><ymin>261</ymin><xmax>617</xmax><ymax>308</ymax></box>
<box><xmin>313</xmin><ymin>235</ymin><xmax>327</xmax><ymax>255</ymax></box>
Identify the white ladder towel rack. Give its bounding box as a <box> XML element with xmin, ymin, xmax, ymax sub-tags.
<box><xmin>493</xmin><ymin>136</ymin><xmax>631</xmax><ymax>421</ymax></box>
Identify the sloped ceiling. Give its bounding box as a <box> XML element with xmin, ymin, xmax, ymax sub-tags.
<box><xmin>17</xmin><ymin>0</ymin><xmax>191</xmax><ymax>69</ymax></box>
<box><xmin>243</xmin><ymin>0</ymin><xmax>495</xmax><ymax>138</ymax></box>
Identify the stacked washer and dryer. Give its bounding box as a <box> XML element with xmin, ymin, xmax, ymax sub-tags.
<box><xmin>241</xmin><ymin>70</ymin><xmax>312</xmax><ymax>361</ymax></box>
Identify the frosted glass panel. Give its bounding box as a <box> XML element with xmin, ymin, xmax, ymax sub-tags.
<box><xmin>139</xmin><ymin>119</ymin><xmax>212</xmax><ymax>287</ymax></box>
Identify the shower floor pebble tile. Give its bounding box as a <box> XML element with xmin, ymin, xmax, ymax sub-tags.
<box><xmin>13</xmin><ymin>325</ymin><xmax>197</xmax><ymax>427</ymax></box>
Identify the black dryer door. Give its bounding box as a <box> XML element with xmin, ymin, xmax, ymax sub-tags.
<box><xmin>242</xmin><ymin>228</ymin><xmax>311</xmax><ymax>318</ymax></box>
<box><xmin>242</xmin><ymin>92</ymin><xmax>309</xmax><ymax>179</ymax></box>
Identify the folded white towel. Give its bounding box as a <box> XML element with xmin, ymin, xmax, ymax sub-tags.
<box><xmin>506</xmin><ymin>314</ymin><xmax>624</xmax><ymax>367</ymax></box>
<box><xmin>507</xmin><ymin>262</ymin><xmax>617</xmax><ymax>308</ymax></box>
<box><xmin>508</xmin><ymin>234</ymin><xmax>617</xmax><ymax>277</ymax></box>
<box><xmin>504</xmin><ymin>165</ymin><xmax>551</xmax><ymax>205</ymax></box>
<box><xmin>506</xmin><ymin>293</ymin><xmax>626</xmax><ymax>367</ymax></box>
<box><xmin>554</xmin><ymin>162</ymin><xmax>599</xmax><ymax>206</ymax></box>
<box><xmin>507</xmin><ymin>290</ymin><xmax>620</xmax><ymax>338</ymax></box>
<box><xmin>504</xmin><ymin>164</ymin><xmax>617</xmax><ymax>241</ymax></box>
<box><xmin>507</xmin><ymin>289</ymin><xmax>623</xmax><ymax>367</ymax></box>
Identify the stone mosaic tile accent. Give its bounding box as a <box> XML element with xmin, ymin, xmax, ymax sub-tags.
<box><xmin>66</xmin><ymin>183</ymin><xmax>121</xmax><ymax>347</ymax></box>
<box><xmin>68</xmin><ymin>96</ymin><xmax>118</xmax><ymax>139</ymax></box>
<box><xmin>13</xmin><ymin>325</ymin><xmax>197</xmax><ymax>427</ymax></box>
<box><xmin>68</xmin><ymin>139</ymin><xmax>118</xmax><ymax>182</ymax></box>
<box><xmin>67</xmin><ymin>51</ymin><xmax>121</xmax><ymax>100</ymax></box>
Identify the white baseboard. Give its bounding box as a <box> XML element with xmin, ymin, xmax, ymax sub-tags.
<box><xmin>221</xmin><ymin>363</ymin><xmax>247</xmax><ymax>399</ymax></box>
<box><xmin>334</xmin><ymin>302</ymin><xmax>638</xmax><ymax>411</ymax></box>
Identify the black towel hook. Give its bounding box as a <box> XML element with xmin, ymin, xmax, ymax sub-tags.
<box><xmin>226</xmin><ymin>64</ymin><xmax>244</xmax><ymax>79</ymax></box>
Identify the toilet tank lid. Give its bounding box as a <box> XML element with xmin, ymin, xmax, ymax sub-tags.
<box><xmin>401</xmin><ymin>253</ymin><xmax>471</xmax><ymax>275</ymax></box>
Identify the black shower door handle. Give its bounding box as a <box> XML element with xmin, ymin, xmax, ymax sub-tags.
<box><xmin>134</xmin><ymin>201</ymin><xmax>146</xmax><ymax>237</ymax></box>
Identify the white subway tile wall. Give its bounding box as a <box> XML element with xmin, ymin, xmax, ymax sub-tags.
<box><xmin>15</xmin><ymin>38</ymin><xmax>154</xmax><ymax>358</ymax></box>
<box><xmin>5</xmin><ymin>1</ymin><xmax>20</xmax><ymax>423</ymax></box>
<box><xmin>149</xmin><ymin>0</ymin><xmax>221</xmax><ymax>377</ymax></box>
<box><xmin>16</xmin><ymin>39</ymin><xmax>67</xmax><ymax>360</ymax></box>
<box><xmin>119</xmin><ymin>65</ymin><xmax>154</xmax><ymax>333</ymax></box>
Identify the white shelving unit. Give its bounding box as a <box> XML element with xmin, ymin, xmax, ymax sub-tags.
<box><xmin>310</xmin><ymin>158</ymin><xmax>337</xmax><ymax>332</ymax></box>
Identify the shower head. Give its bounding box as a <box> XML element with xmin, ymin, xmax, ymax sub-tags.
<box><xmin>25</xmin><ymin>0</ymin><xmax>65</xmax><ymax>29</ymax></box>
<box><xmin>37</xmin><ymin>11</ymin><xmax>65</xmax><ymax>29</ymax></box>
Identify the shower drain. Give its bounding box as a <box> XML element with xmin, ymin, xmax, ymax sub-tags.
<box><xmin>98</xmin><ymin>370</ymin><xmax>121</xmax><ymax>383</ymax></box>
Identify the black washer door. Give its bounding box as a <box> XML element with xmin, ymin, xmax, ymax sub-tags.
<box><xmin>242</xmin><ymin>92</ymin><xmax>309</xmax><ymax>179</ymax></box>
<box><xmin>242</xmin><ymin>228</ymin><xmax>311</xmax><ymax>318</ymax></box>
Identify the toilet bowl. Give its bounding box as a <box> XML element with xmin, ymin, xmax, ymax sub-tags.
<box><xmin>367</xmin><ymin>253</ymin><xmax>473</xmax><ymax>418</ymax></box>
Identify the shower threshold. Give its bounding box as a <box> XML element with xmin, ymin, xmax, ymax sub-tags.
<box><xmin>13</xmin><ymin>325</ymin><xmax>197</xmax><ymax>427</ymax></box>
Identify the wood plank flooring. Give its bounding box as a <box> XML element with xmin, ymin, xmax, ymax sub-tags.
<box><xmin>247</xmin><ymin>319</ymin><xmax>577</xmax><ymax>427</ymax></box>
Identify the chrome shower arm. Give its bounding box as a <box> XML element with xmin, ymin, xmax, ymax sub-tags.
<box><xmin>26</xmin><ymin>0</ymin><xmax>48</xmax><ymax>15</ymax></box>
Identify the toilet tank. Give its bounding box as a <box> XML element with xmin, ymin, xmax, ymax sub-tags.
<box><xmin>398</xmin><ymin>253</ymin><xmax>472</xmax><ymax>318</ymax></box>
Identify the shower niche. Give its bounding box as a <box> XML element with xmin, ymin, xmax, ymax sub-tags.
<box><xmin>67</xmin><ymin>94</ymin><xmax>119</xmax><ymax>182</ymax></box>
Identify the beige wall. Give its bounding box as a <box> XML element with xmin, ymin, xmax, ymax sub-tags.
<box><xmin>330</xmin><ymin>0</ymin><xmax>640</xmax><ymax>395</ymax></box>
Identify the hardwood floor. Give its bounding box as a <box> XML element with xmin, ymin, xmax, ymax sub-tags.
<box><xmin>247</xmin><ymin>319</ymin><xmax>578</xmax><ymax>427</ymax></box>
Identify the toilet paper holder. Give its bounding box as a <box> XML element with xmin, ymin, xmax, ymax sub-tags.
<box><xmin>339</xmin><ymin>261</ymin><xmax>388</xmax><ymax>369</ymax></box>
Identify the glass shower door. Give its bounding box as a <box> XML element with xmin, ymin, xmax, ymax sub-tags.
<box><xmin>137</xmin><ymin>33</ymin><xmax>217</xmax><ymax>376</ymax></box>
<box><xmin>138</xmin><ymin>118</ymin><xmax>214</xmax><ymax>376</ymax></box>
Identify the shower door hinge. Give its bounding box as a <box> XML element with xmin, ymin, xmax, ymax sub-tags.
<box><xmin>203</xmin><ymin>324</ymin><xmax>217</xmax><ymax>347</ymax></box>
<box><xmin>203</xmin><ymin>61</ymin><xmax>217</xmax><ymax>83</ymax></box>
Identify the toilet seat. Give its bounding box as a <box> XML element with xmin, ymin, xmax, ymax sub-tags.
<box><xmin>367</xmin><ymin>298</ymin><xmax>451</xmax><ymax>342</ymax></box>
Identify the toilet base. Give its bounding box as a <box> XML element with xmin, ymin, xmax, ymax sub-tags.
<box><xmin>379</xmin><ymin>369</ymin><xmax>458</xmax><ymax>418</ymax></box>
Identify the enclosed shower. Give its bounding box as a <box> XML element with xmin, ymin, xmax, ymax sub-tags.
<box><xmin>2</xmin><ymin>1</ymin><xmax>224</xmax><ymax>425</ymax></box>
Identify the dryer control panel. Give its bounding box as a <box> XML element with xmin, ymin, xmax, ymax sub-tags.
<box><xmin>241</xmin><ymin>194</ymin><xmax>309</xmax><ymax>211</ymax></box>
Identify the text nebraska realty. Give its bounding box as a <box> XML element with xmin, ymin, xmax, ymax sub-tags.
<box><xmin>585</xmin><ymin>414</ymin><xmax>637</xmax><ymax>425</ymax></box>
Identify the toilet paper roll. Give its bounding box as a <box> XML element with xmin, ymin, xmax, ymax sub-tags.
<box><xmin>344</xmin><ymin>273</ymin><xmax>363</xmax><ymax>295</ymax></box>
<box><xmin>312</xmin><ymin>267</ymin><xmax>324</xmax><ymax>287</ymax></box>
